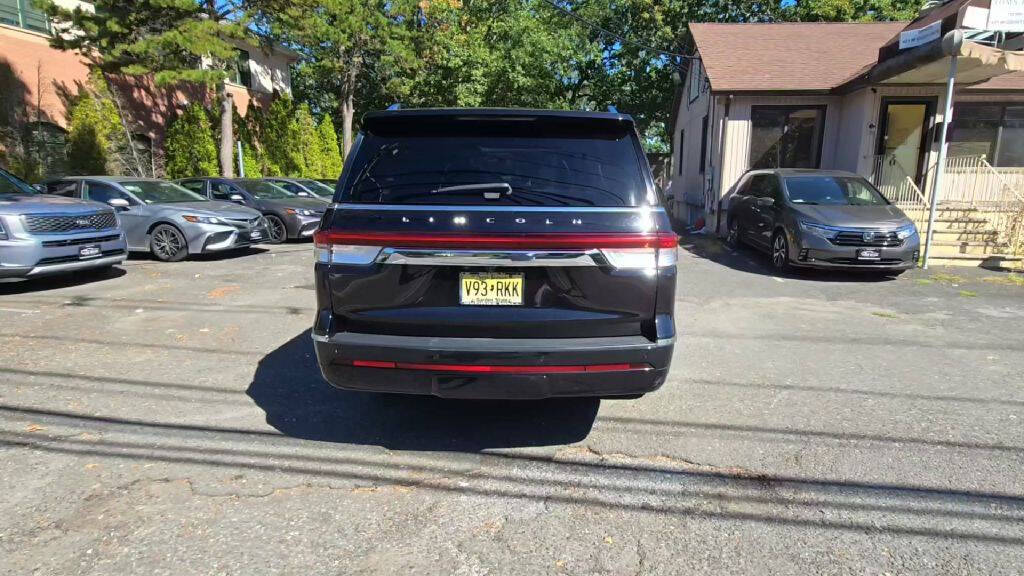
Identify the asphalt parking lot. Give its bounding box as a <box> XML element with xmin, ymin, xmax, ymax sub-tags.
<box><xmin>1</xmin><ymin>239</ymin><xmax>1022</xmax><ymax>575</ymax></box>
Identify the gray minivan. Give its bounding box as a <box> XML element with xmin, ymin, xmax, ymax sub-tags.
<box><xmin>726</xmin><ymin>169</ymin><xmax>919</xmax><ymax>273</ymax></box>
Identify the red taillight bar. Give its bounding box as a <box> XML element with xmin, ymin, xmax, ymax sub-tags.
<box><xmin>351</xmin><ymin>360</ymin><xmax>653</xmax><ymax>373</ymax></box>
<box><xmin>314</xmin><ymin>231</ymin><xmax>678</xmax><ymax>250</ymax></box>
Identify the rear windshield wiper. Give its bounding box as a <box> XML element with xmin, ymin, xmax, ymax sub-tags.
<box><xmin>432</xmin><ymin>182</ymin><xmax>512</xmax><ymax>200</ymax></box>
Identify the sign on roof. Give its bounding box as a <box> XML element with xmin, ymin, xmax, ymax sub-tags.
<box><xmin>899</xmin><ymin>20</ymin><xmax>942</xmax><ymax>50</ymax></box>
<box><xmin>988</xmin><ymin>0</ymin><xmax>1024</xmax><ymax>31</ymax></box>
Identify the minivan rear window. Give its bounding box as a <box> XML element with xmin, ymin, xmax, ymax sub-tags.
<box><xmin>339</xmin><ymin>120</ymin><xmax>650</xmax><ymax>206</ymax></box>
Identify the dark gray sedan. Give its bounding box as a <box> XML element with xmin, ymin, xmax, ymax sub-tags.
<box><xmin>176</xmin><ymin>178</ymin><xmax>326</xmax><ymax>243</ymax></box>
<box><xmin>726</xmin><ymin>169</ymin><xmax>919</xmax><ymax>274</ymax></box>
<box><xmin>264</xmin><ymin>177</ymin><xmax>335</xmax><ymax>201</ymax></box>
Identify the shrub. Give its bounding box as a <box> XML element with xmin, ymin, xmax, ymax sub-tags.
<box><xmin>164</xmin><ymin>104</ymin><xmax>218</xmax><ymax>179</ymax></box>
<box><xmin>295</xmin><ymin>103</ymin><xmax>323</xmax><ymax>178</ymax></box>
<box><xmin>319</xmin><ymin>115</ymin><xmax>343</xmax><ymax>179</ymax></box>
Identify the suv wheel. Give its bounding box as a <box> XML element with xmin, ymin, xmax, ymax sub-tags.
<box><xmin>265</xmin><ymin>215</ymin><xmax>287</xmax><ymax>244</ymax></box>
<box><xmin>771</xmin><ymin>231</ymin><xmax>791</xmax><ymax>272</ymax></box>
<box><xmin>726</xmin><ymin>218</ymin><xmax>743</xmax><ymax>248</ymax></box>
<box><xmin>150</xmin><ymin>224</ymin><xmax>188</xmax><ymax>262</ymax></box>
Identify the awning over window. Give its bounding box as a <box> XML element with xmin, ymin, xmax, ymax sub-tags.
<box><xmin>873</xmin><ymin>36</ymin><xmax>1024</xmax><ymax>85</ymax></box>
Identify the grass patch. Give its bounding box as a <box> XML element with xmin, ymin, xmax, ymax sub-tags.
<box><xmin>981</xmin><ymin>273</ymin><xmax>1024</xmax><ymax>287</ymax></box>
<box><xmin>871</xmin><ymin>311</ymin><xmax>899</xmax><ymax>319</ymax></box>
<box><xmin>959</xmin><ymin>290</ymin><xmax>977</xmax><ymax>297</ymax></box>
<box><xmin>930</xmin><ymin>272</ymin><xmax>964</xmax><ymax>285</ymax></box>
<box><xmin>915</xmin><ymin>279</ymin><xmax>934</xmax><ymax>285</ymax></box>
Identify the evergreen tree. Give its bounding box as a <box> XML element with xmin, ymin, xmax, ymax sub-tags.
<box><xmin>164</xmin><ymin>104</ymin><xmax>219</xmax><ymax>179</ymax></box>
<box><xmin>318</xmin><ymin>115</ymin><xmax>343</xmax><ymax>179</ymax></box>
<box><xmin>65</xmin><ymin>89</ymin><xmax>125</xmax><ymax>175</ymax></box>
<box><xmin>40</xmin><ymin>0</ymin><xmax>249</xmax><ymax>177</ymax></box>
<box><xmin>295</xmin><ymin>103</ymin><xmax>323</xmax><ymax>178</ymax></box>
<box><xmin>261</xmin><ymin>96</ymin><xmax>304</xmax><ymax>177</ymax></box>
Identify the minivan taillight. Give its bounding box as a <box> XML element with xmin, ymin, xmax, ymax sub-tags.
<box><xmin>313</xmin><ymin>231</ymin><xmax>679</xmax><ymax>268</ymax></box>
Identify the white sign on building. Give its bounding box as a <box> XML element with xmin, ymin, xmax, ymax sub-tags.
<box><xmin>899</xmin><ymin>20</ymin><xmax>942</xmax><ymax>50</ymax></box>
<box><xmin>988</xmin><ymin>0</ymin><xmax>1024</xmax><ymax>32</ymax></box>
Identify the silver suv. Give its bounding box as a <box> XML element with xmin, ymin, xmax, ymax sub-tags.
<box><xmin>0</xmin><ymin>168</ymin><xmax>128</xmax><ymax>279</ymax></box>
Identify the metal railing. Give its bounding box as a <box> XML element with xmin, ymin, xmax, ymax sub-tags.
<box><xmin>870</xmin><ymin>153</ymin><xmax>1024</xmax><ymax>256</ymax></box>
<box><xmin>0</xmin><ymin>1</ymin><xmax>51</xmax><ymax>34</ymax></box>
<box><xmin>869</xmin><ymin>154</ymin><xmax>929</xmax><ymax>211</ymax></box>
<box><xmin>972</xmin><ymin>156</ymin><xmax>1024</xmax><ymax>256</ymax></box>
<box><xmin>940</xmin><ymin>155</ymin><xmax>1019</xmax><ymax>208</ymax></box>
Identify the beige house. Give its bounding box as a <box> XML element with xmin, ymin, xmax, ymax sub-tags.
<box><xmin>669</xmin><ymin>2</ymin><xmax>1024</xmax><ymax>267</ymax></box>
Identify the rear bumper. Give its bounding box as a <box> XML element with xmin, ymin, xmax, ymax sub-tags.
<box><xmin>312</xmin><ymin>331</ymin><xmax>674</xmax><ymax>399</ymax></box>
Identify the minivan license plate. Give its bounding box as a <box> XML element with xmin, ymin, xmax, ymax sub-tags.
<box><xmin>857</xmin><ymin>249</ymin><xmax>881</xmax><ymax>260</ymax></box>
<box><xmin>460</xmin><ymin>273</ymin><xmax>523</xmax><ymax>306</ymax></box>
<box><xmin>79</xmin><ymin>245</ymin><xmax>101</xmax><ymax>259</ymax></box>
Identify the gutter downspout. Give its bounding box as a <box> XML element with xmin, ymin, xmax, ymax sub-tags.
<box><xmin>715</xmin><ymin>94</ymin><xmax>732</xmax><ymax>236</ymax></box>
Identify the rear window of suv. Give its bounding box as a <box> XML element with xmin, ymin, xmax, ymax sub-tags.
<box><xmin>339</xmin><ymin>116</ymin><xmax>651</xmax><ymax>206</ymax></box>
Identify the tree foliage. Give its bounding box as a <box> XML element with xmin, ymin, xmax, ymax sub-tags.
<box><xmin>164</xmin><ymin>104</ymin><xmax>218</xmax><ymax>179</ymax></box>
<box><xmin>280</xmin><ymin>0</ymin><xmax>918</xmax><ymax>152</ymax></box>
<box><xmin>40</xmin><ymin>0</ymin><xmax>247</xmax><ymax>86</ymax></box>
<box><xmin>65</xmin><ymin>78</ymin><xmax>130</xmax><ymax>175</ymax></box>
<box><xmin>318</xmin><ymin>115</ymin><xmax>343</xmax><ymax>179</ymax></box>
<box><xmin>40</xmin><ymin>0</ymin><xmax>250</xmax><ymax>176</ymax></box>
<box><xmin>295</xmin><ymin>102</ymin><xmax>323</xmax><ymax>179</ymax></box>
<box><xmin>248</xmin><ymin>0</ymin><xmax>418</xmax><ymax>157</ymax></box>
<box><xmin>260</xmin><ymin>95</ymin><xmax>305</xmax><ymax>177</ymax></box>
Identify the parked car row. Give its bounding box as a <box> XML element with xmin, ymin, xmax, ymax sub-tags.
<box><xmin>0</xmin><ymin>168</ymin><xmax>333</xmax><ymax>279</ymax></box>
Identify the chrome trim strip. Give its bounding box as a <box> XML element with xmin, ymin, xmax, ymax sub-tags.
<box><xmin>330</xmin><ymin>203</ymin><xmax>665</xmax><ymax>214</ymax></box>
<box><xmin>376</xmin><ymin>248</ymin><xmax>603</xmax><ymax>267</ymax></box>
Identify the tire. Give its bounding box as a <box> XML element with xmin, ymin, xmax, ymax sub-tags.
<box><xmin>725</xmin><ymin>218</ymin><xmax>743</xmax><ymax>248</ymax></box>
<box><xmin>149</xmin><ymin>224</ymin><xmax>188</xmax><ymax>262</ymax></box>
<box><xmin>770</xmin><ymin>230</ymin><xmax>791</xmax><ymax>273</ymax></box>
<box><xmin>265</xmin><ymin>215</ymin><xmax>287</xmax><ymax>244</ymax></box>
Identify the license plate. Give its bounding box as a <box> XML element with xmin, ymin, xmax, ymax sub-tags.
<box><xmin>857</xmin><ymin>249</ymin><xmax>881</xmax><ymax>260</ymax></box>
<box><xmin>459</xmin><ymin>273</ymin><xmax>523</xmax><ymax>306</ymax></box>
<box><xmin>79</xmin><ymin>245</ymin><xmax>101</xmax><ymax>259</ymax></box>
<box><xmin>250</xmin><ymin>230</ymin><xmax>262</xmax><ymax>239</ymax></box>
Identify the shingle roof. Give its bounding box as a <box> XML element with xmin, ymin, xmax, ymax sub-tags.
<box><xmin>689</xmin><ymin>22</ymin><xmax>908</xmax><ymax>92</ymax></box>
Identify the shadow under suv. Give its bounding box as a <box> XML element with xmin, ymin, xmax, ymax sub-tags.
<box><xmin>312</xmin><ymin>108</ymin><xmax>678</xmax><ymax>400</ymax></box>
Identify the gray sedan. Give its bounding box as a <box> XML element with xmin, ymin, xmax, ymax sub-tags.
<box><xmin>44</xmin><ymin>177</ymin><xmax>270</xmax><ymax>262</ymax></box>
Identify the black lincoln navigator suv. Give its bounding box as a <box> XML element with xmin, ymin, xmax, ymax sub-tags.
<box><xmin>312</xmin><ymin>108</ymin><xmax>677</xmax><ymax>399</ymax></box>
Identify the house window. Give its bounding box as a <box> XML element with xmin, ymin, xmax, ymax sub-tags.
<box><xmin>750</xmin><ymin>106</ymin><xmax>826</xmax><ymax>169</ymax></box>
<box><xmin>677</xmin><ymin>129</ymin><xmax>685</xmax><ymax>175</ymax></box>
<box><xmin>231</xmin><ymin>49</ymin><xmax>252</xmax><ymax>88</ymax></box>
<box><xmin>699</xmin><ymin>116</ymin><xmax>708</xmax><ymax>174</ymax></box>
<box><xmin>0</xmin><ymin>0</ymin><xmax>49</xmax><ymax>33</ymax></box>
<box><xmin>688</xmin><ymin>60</ymin><xmax>702</xmax><ymax>103</ymax></box>
<box><xmin>949</xmin><ymin>103</ymin><xmax>1024</xmax><ymax>167</ymax></box>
